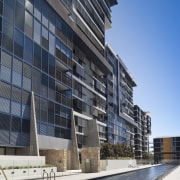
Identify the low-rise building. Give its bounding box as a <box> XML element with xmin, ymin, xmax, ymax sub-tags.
<box><xmin>154</xmin><ymin>136</ymin><xmax>180</xmax><ymax>162</ymax></box>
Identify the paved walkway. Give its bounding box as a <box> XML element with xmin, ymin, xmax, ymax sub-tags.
<box><xmin>163</xmin><ymin>165</ymin><xmax>180</xmax><ymax>180</ymax></box>
<box><xmin>54</xmin><ymin>164</ymin><xmax>159</xmax><ymax>180</ymax></box>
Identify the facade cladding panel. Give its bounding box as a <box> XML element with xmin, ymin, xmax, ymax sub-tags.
<box><xmin>0</xmin><ymin>0</ymin><xmax>73</xmax><ymax>151</ymax></box>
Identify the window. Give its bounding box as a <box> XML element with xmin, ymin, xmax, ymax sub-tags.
<box><xmin>0</xmin><ymin>1</ymin><xmax>3</xmax><ymax>16</ymax></box>
<box><xmin>23</xmin><ymin>63</ymin><xmax>32</xmax><ymax>91</ymax></box>
<box><xmin>24</xmin><ymin>36</ymin><xmax>33</xmax><ymax>63</ymax></box>
<box><xmin>3</xmin><ymin>3</ymin><xmax>14</xmax><ymax>23</ymax></box>
<box><xmin>48</xmin><ymin>101</ymin><xmax>54</xmax><ymax>124</ymax></box>
<box><xmin>40</xmin><ymin>98</ymin><xmax>48</xmax><ymax>122</ymax></box>
<box><xmin>49</xmin><ymin>32</ymin><xmax>55</xmax><ymax>55</ymax></box>
<box><xmin>15</xmin><ymin>1</ymin><xmax>25</xmax><ymax>31</ymax></box>
<box><xmin>47</xmin><ymin>125</ymin><xmax>54</xmax><ymax>136</ymax></box>
<box><xmin>25</xmin><ymin>0</ymin><xmax>33</xmax><ymax>13</ymax></box>
<box><xmin>34</xmin><ymin>19</ymin><xmax>41</xmax><ymax>45</ymax></box>
<box><xmin>0</xmin><ymin>113</ymin><xmax>10</xmax><ymax>130</ymax></box>
<box><xmin>42</xmin><ymin>49</ymin><xmax>48</xmax><ymax>73</ymax></box>
<box><xmin>11</xmin><ymin>101</ymin><xmax>21</xmax><ymax>116</ymax></box>
<box><xmin>33</xmin><ymin>43</ymin><xmax>41</xmax><ymax>68</ymax></box>
<box><xmin>48</xmin><ymin>54</ymin><xmax>55</xmax><ymax>77</ymax></box>
<box><xmin>42</xmin><ymin>26</ymin><xmax>49</xmax><ymax>50</ymax></box>
<box><xmin>12</xmin><ymin>58</ymin><xmax>22</xmax><ymax>87</ymax></box>
<box><xmin>35</xmin><ymin>95</ymin><xmax>40</xmax><ymax>120</ymax></box>
<box><xmin>34</xmin><ymin>7</ymin><xmax>41</xmax><ymax>21</ymax></box>
<box><xmin>41</xmin><ymin>73</ymin><xmax>48</xmax><ymax>97</ymax></box>
<box><xmin>32</xmin><ymin>69</ymin><xmax>41</xmax><ymax>94</ymax></box>
<box><xmin>49</xmin><ymin>22</ymin><xmax>55</xmax><ymax>33</ymax></box>
<box><xmin>14</xmin><ymin>29</ymin><xmax>24</xmax><ymax>58</ymax></box>
<box><xmin>25</xmin><ymin>11</ymin><xmax>33</xmax><ymax>37</ymax></box>
<box><xmin>49</xmin><ymin>77</ymin><xmax>55</xmax><ymax>100</ymax></box>
<box><xmin>11</xmin><ymin>116</ymin><xmax>21</xmax><ymax>132</ymax></box>
<box><xmin>67</xmin><ymin>27</ymin><xmax>73</xmax><ymax>42</ymax></box>
<box><xmin>42</xmin><ymin>15</ymin><xmax>48</xmax><ymax>28</ymax></box>
<box><xmin>22</xmin><ymin>119</ymin><xmax>30</xmax><ymax>133</ymax></box>
<box><xmin>2</xmin><ymin>20</ymin><xmax>13</xmax><ymax>52</ymax></box>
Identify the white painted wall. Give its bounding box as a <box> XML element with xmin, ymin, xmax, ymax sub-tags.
<box><xmin>100</xmin><ymin>160</ymin><xmax>137</xmax><ymax>170</ymax></box>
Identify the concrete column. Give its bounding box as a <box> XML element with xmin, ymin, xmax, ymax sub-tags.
<box><xmin>86</xmin><ymin>119</ymin><xmax>100</xmax><ymax>147</ymax></box>
<box><xmin>71</xmin><ymin>111</ymin><xmax>80</xmax><ymax>169</ymax></box>
<box><xmin>29</xmin><ymin>91</ymin><xmax>39</xmax><ymax>156</ymax></box>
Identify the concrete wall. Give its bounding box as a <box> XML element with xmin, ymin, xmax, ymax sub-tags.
<box><xmin>100</xmin><ymin>160</ymin><xmax>137</xmax><ymax>170</ymax></box>
<box><xmin>38</xmin><ymin>135</ymin><xmax>72</xmax><ymax>150</ymax></box>
<box><xmin>81</xmin><ymin>147</ymin><xmax>100</xmax><ymax>173</ymax></box>
<box><xmin>0</xmin><ymin>156</ymin><xmax>45</xmax><ymax>168</ymax></box>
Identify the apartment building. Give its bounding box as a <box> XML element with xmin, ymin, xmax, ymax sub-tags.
<box><xmin>0</xmin><ymin>0</ymin><xmax>118</xmax><ymax>166</ymax></box>
<box><xmin>134</xmin><ymin>105</ymin><xmax>151</xmax><ymax>159</ymax></box>
<box><xmin>154</xmin><ymin>136</ymin><xmax>180</xmax><ymax>162</ymax></box>
<box><xmin>105</xmin><ymin>45</ymin><xmax>137</xmax><ymax>146</ymax></box>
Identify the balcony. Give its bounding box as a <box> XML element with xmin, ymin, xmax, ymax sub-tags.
<box><xmin>76</xmin><ymin>0</ymin><xmax>104</xmax><ymax>45</ymax></box>
<box><xmin>79</xmin><ymin>0</ymin><xmax>104</xmax><ymax>33</ymax></box>
<box><xmin>56</xmin><ymin>70</ymin><xmax>72</xmax><ymax>88</ymax></box>
<box><xmin>93</xmin><ymin>100</ymin><xmax>106</xmax><ymax>113</ymax></box>
<box><xmin>56</xmin><ymin>49</ymin><xmax>72</xmax><ymax>69</ymax></box>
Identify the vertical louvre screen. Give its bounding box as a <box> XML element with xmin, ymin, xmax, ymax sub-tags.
<box><xmin>39</xmin><ymin>123</ymin><xmax>47</xmax><ymax>135</ymax></box>
<box><xmin>0</xmin><ymin>81</ymin><xmax>11</xmax><ymax>98</ymax></box>
<box><xmin>1</xmin><ymin>65</ymin><xmax>11</xmax><ymax>82</ymax></box>
<box><xmin>1</xmin><ymin>51</ymin><xmax>12</xmax><ymax>68</ymax></box>
<box><xmin>12</xmin><ymin>86</ymin><xmax>21</xmax><ymax>102</ymax></box>
<box><xmin>11</xmin><ymin>101</ymin><xmax>21</xmax><ymax>116</ymax></box>
<box><xmin>0</xmin><ymin>97</ymin><xmax>10</xmax><ymax>113</ymax></box>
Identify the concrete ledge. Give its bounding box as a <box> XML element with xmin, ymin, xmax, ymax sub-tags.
<box><xmin>0</xmin><ymin>167</ymin><xmax>57</xmax><ymax>180</ymax></box>
<box><xmin>100</xmin><ymin>160</ymin><xmax>137</xmax><ymax>170</ymax></box>
<box><xmin>0</xmin><ymin>155</ymin><xmax>45</xmax><ymax>168</ymax></box>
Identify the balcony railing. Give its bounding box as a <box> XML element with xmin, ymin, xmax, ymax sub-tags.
<box><xmin>56</xmin><ymin>70</ymin><xmax>72</xmax><ymax>88</ymax></box>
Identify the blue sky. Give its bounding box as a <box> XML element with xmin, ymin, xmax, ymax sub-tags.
<box><xmin>106</xmin><ymin>0</ymin><xmax>180</xmax><ymax>140</ymax></box>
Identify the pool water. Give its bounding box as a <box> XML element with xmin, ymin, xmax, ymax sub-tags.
<box><xmin>95</xmin><ymin>165</ymin><xmax>176</xmax><ymax>180</ymax></box>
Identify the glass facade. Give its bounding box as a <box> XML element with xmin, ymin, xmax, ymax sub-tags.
<box><xmin>0</xmin><ymin>0</ymin><xmax>73</xmax><ymax>148</ymax></box>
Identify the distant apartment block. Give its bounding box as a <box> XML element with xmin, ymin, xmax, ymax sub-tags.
<box><xmin>105</xmin><ymin>45</ymin><xmax>137</xmax><ymax>146</ymax></box>
<box><xmin>134</xmin><ymin>105</ymin><xmax>151</xmax><ymax>159</ymax></box>
<box><xmin>154</xmin><ymin>136</ymin><xmax>180</xmax><ymax>162</ymax></box>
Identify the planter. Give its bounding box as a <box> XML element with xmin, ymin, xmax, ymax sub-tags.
<box><xmin>1</xmin><ymin>167</ymin><xmax>57</xmax><ymax>180</ymax></box>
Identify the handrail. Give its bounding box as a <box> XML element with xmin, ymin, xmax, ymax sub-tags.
<box><xmin>43</xmin><ymin>170</ymin><xmax>48</xmax><ymax>180</ymax></box>
<box><xmin>49</xmin><ymin>169</ymin><xmax>56</xmax><ymax>180</ymax></box>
